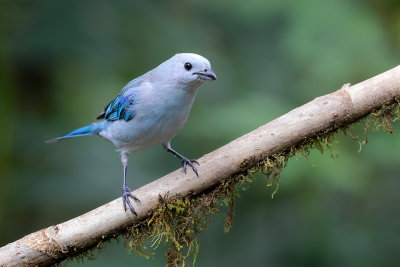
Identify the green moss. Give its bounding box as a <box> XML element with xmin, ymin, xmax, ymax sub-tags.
<box><xmin>124</xmin><ymin>174</ymin><xmax>250</xmax><ymax>266</ymax></box>
<box><xmin>345</xmin><ymin>99</ymin><xmax>400</xmax><ymax>152</ymax></box>
<box><xmin>366</xmin><ymin>99</ymin><xmax>400</xmax><ymax>134</ymax></box>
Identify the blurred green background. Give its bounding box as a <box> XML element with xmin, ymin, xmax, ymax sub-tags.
<box><xmin>1</xmin><ymin>0</ymin><xmax>400</xmax><ymax>266</ymax></box>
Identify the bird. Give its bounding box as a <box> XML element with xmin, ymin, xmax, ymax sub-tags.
<box><xmin>47</xmin><ymin>53</ymin><xmax>217</xmax><ymax>215</ymax></box>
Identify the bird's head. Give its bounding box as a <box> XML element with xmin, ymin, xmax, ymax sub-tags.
<box><xmin>159</xmin><ymin>53</ymin><xmax>217</xmax><ymax>87</ymax></box>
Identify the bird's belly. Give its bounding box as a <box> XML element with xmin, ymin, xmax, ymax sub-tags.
<box><xmin>99</xmin><ymin>111</ymin><xmax>188</xmax><ymax>153</ymax></box>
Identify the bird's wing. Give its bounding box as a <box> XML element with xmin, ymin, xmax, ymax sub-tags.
<box><xmin>96</xmin><ymin>71</ymin><xmax>154</xmax><ymax>122</ymax></box>
<box><xmin>96</xmin><ymin>93</ymin><xmax>136</xmax><ymax>121</ymax></box>
<box><xmin>96</xmin><ymin>77</ymin><xmax>145</xmax><ymax>122</ymax></box>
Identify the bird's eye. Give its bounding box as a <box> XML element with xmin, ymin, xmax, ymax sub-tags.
<box><xmin>184</xmin><ymin>62</ymin><xmax>192</xmax><ymax>71</ymax></box>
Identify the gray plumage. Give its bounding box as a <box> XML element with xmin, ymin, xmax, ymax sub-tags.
<box><xmin>49</xmin><ymin>53</ymin><xmax>217</xmax><ymax>214</ymax></box>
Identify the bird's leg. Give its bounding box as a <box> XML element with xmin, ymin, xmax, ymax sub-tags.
<box><xmin>163</xmin><ymin>143</ymin><xmax>199</xmax><ymax>176</ymax></box>
<box><xmin>121</xmin><ymin>152</ymin><xmax>140</xmax><ymax>215</ymax></box>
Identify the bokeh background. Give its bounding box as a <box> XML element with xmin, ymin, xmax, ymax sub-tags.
<box><xmin>1</xmin><ymin>0</ymin><xmax>400</xmax><ymax>266</ymax></box>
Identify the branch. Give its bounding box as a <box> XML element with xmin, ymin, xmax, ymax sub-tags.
<box><xmin>1</xmin><ymin>65</ymin><xmax>400</xmax><ymax>267</ymax></box>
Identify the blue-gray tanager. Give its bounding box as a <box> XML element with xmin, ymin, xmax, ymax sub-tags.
<box><xmin>48</xmin><ymin>53</ymin><xmax>217</xmax><ymax>214</ymax></box>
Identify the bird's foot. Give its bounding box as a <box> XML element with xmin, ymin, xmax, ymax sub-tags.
<box><xmin>122</xmin><ymin>186</ymin><xmax>140</xmax><ymax>215</ymax></box>
<box><xmin>181</xmin><ymin>157</ymin><xmax>200</xmax><ymax>176</ymax></box>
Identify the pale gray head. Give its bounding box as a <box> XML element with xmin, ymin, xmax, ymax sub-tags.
<box><xmin>156</xmin><ymin>53</ymin><xmax>217</xmax><ymax>86</ymax></box>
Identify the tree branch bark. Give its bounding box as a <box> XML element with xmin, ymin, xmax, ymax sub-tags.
<box><xmin>1</xmin><ymin>65</ymin><xmax>400</xmax><ymax>267</ymax></box>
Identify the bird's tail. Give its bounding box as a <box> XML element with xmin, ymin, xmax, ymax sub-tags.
<box><xmin>46</xmin><ymin>122</ymin><xmax>105</xmax><ymax>143</ymax></box>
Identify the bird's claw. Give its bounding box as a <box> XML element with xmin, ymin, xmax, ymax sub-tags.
<box><xmin>122</xmin><ymin>186</ymin><xmax>140</xmax><ymax>215</ymax></box>
<box><xmin>181</xmin><ymin>158</ymin><xmax>200</xmax><ymax>176</ymax></box>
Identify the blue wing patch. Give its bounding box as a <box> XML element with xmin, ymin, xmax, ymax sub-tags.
<box><xmin>96</xmin><ymin>93</ymin><xmax>135</xmax><ymax>122</ymax></box>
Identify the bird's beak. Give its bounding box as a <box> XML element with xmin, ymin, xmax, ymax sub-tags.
<box><xmin>193</xmin><ymin>69</ymin><xmax>217</xmax><ymax>81</ymax></box>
